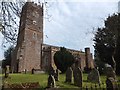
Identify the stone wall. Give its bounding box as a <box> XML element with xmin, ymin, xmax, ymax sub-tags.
<box><xmin>41</xmin><ymin>44</ymin><xmax>94</xmax><ymax>71</ymax></box>
<box><xmin>41</xmin><ymin>45</ymin><xmax>52</xmax><ymax>71</ymax></box>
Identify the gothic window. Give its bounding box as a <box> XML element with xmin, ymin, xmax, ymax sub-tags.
<box><xmin>33</xmin><ymin>32</ymin><xmax>37</xmax><ymax>39</ymax></box>
<box><xmin>32</xmin><ymin>11</ymin><xmax>39</xmax><ymax>18</ymax></box>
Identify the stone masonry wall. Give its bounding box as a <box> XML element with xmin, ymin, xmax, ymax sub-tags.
<box><xmin>41</xmin><ymin>44</ymin><xmax>94</xmax><ymax>71</ymax></box>
<box><xmin>11</xmin><ymin>2</ymin><xmax>43</xmax><ymax>72</ymax></box>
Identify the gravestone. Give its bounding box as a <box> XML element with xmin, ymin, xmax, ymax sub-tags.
<box><xmin>5</xmin><ymin>65</ymin><xmax>10</xmax><ymax>78</ymax></box>
<box><xmin>73</xmin><ymin>67</ymin><xmax>82</xmax><ymax>87</ymax></box>
<box><xmin>65</xmin><ymin>67</ymin><xmax>72</xmax><ymax>83</ymax></box>
<box><xmin>54</xmin><ymin>69</ymin><xmax>59</xmax><ymax>81</ymax></box>
<box><xmin>106</xmin><ymin>67</ymin><xmax>116</xmax><ymax>80</ymax></box>
<box><xmin>87</xmin><ymin>68</ymin><xmax>101</xmax><ymax>83</ymax></box>
<box><xmin>47</xmin><ymin>75</ymin><xmax>56</xmax><ymax>88</ymax></box>
<box><xmin>106</xmin><ymin>77</ymin><xmax>118</xmax><ymax>90</ymax></box>
<box><xmin>49</xmin><ymin>65</ymin><xmax>55</xmax><ymax>76</ymax></box>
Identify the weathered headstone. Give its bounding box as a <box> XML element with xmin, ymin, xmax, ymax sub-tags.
<box><xmin>49</xmin><ymin>65</ymin><xmax>55</xmax><ymax>76</ymax></box>
<box><xmin>5</xmin><ymin>65</ymin><xmax>10</xmax><ymax>78</ymax></box>
<box><xmin>73</xmin><ymin>67</ymin><xmax>82</xmax><ymax>87</ymax></box>
<box><xmin>87</xmin><ymin>68</ymin><xmax>101</xmax><ymax>83</ymax></box>
<box><xmin>106</xmin><ymin>77</ymin><xmax>118</xmax><ymax>90</ymax></box>
<box><xmin>54</xmin><ymin>69</ymin><xmax>59</xmax><ymax>81</ymax></box>
<box><xmin>106</xmin><ymin>67</ymin><xmax>116</xmax><ymax>80</ymax></box>
<box><xmin>47</xmin><ymin>75</ymin><xmax>56</xmax><ymax>88</ymax></box>
<box><xmin>65</xmin><ymin>67</ymin><xmax>72</xmax><ymax>83</ymax></box>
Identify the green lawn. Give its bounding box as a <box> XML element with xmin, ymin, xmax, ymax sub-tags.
<box><xmin>2</xmin><ymin>73</ymin><xmax>120</xmax><ymax>89</ymax></box>
<box><xmin>3</xmin><ymin>73</ymin><xmax>48</xmax><ymax>88</ymax></box>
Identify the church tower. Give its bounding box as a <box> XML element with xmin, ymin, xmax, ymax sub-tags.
<box><xmin>11</xmin><ymin>2</ymin><xmax>43</xmax><ymax>72</ymax></box>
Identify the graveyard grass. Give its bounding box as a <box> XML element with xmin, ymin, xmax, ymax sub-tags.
<box><xmin>2</xmin><ymin>73</ymin><xmax>120</xmax><ymax>89</ymax></box>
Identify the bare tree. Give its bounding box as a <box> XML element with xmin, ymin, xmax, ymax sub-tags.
<box><xmin>0</xmin><ymin>1</ymin><xmax>51</xmax><ymax>48</ymax></box>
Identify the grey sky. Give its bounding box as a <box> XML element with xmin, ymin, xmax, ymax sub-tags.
<box><xmin>0</xmin><ymin>0</ymin><xmax>119</xmax><ymax>60</ymax></box>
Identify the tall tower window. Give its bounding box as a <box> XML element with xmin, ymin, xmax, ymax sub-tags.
<box><xmin>32</xmin><ymin>11</ymin><xmax>39</xmax><ymax>18</ymax></box>
<box><xmin>33</xmin><ymin>32</ymin><xmax>37</xmax><ymax>39</ymax></box>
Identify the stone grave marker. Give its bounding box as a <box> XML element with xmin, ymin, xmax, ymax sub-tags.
<box><xmin>87</xmin><ymin>68</ymin><xmax>101</xmax><ymax>83</ymax></box>
<box><xmin>5</xmin><ymin>65</ymin><xmax>10</xmax><ymax>78</ymax></box>
<box><xmin>65</xmin><ymin>67</ymin><xmax>72</xmax><ymax>83</ymax></box>
<box><xmin>47</xmin><ymin>75</ymin><xmax>56</xmax><ymax>88</ymax></box>
<box><xmin>106</xmin><ymin>66</ymin><xmax>116</xmax><ymax>80</ymax></box>
<box><xmin>106</xmin><ymin>77</ymin><xmax>118</xmax><ymax>90</ymax></box>
<box><xmin>73</xmin><ymin>67</ymin><xmax>82</xmax><ymax>87</ymax></box>
<box><xmin>54</xmin><ymin>69</ymin><xmax>59</xmax><ymax>81</ymax></box>
<box><xmin>49</xmin><ymin>65</ymin><xmax>55</xmax><ymax>76</ymax></box>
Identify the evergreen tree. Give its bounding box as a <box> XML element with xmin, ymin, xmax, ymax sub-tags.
<box><xmin>2</xmin><ymin>46</ymin><xmax>14</xmax><ymax>68</ymax></box>
<box><xmin>94</xmin><ymin>13</ymin><xmax>120</xmax><ymax>75</ymax></box>
<box><xmin>54</xmin><ymin>47</ymin><xmax>75</xmax><ymax>73</ymax></box>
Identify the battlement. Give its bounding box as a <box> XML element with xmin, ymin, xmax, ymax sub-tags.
<box><xmin>24</xmin><ymin>2</ymin><xmax>43</xmax><ymax>10</ymax></box>
<box><xmin>21</xmin><ymin>2</ymin><xmax>43</xmax><ymax>18</ymax></box>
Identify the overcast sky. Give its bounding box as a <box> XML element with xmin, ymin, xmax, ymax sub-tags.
<box><xmin>0</xmin><ymin>0</ymin><xmax>119</xmax><ymax>60</ymax></box>
<box><xmin>44</xmin><ymin>1</ymin><xmax>118</xmax><ymax>55</ymax></box>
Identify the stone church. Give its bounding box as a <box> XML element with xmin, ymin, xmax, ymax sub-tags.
<box><xmin>11</xmin><ymin>2</ymin><xmax>94</xmax><ymax>73</ymax></box>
